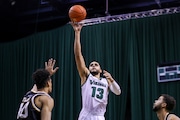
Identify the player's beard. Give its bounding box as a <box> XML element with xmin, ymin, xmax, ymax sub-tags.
<box><xmin>90</xmin><ymin>71</ymin><xmax>98</xmax><ymax>76</ymax></box>
<box><xmin>153</xmin><ymin>104</ymin><xmax>161</xmax><ymax>112</ymax></box>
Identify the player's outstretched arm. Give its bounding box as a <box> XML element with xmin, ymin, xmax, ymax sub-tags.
<box><xmin>71</xmin><ymin>22</ymin><xmax>89</xmax><ymax>84</ymax></box>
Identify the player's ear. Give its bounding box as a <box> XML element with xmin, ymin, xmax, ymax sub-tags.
<box><xmin>162</xmin><ymin>102</ymin><xmax>167</xmax><ymax>108</ymax></box>
<box><xmin>47</xmin><ymin>79</ymin><xmax>52</xmax><ymax>87</ymax></box>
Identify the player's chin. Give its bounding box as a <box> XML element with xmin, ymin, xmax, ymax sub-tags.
<box><xmin>90</xmin><ymin>71</ymin><xmax>99</xmax><ymax>76</ymax></box>
<box><xmin>48</xmin><ymin>89</ymin><xmax>52</xmax><ymax>93</ymax></box>
<box><xmin>152</xmin><ymin>103</ymin><xmax>156</xmax><ymax>109</ymax></box>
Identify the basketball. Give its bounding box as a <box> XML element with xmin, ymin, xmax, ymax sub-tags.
<box><xmin>68</xmin><ymin>5</ymin><xmax>87</xmax><ymax>22</ymax></box>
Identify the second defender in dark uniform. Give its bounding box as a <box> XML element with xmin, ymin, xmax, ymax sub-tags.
<box><xmin>17</xmin><ymin>90</ymin><xmax>52</xmax><ymax>120</ymax></box>
<box><xmin>17</xmin><ymin>58</ymin><xmax>59</xmax><ymax>120</ymax></box>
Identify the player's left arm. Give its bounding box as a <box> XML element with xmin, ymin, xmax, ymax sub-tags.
<box><xmin>103</xmin><ymin>70</ymin><xmax>121</xmax><ymax>95</ymax></box>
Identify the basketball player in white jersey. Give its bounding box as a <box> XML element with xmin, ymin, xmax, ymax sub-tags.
<box><xmin>153</xmin><ymin>94</ymin><xmax>180</xmax><ymax>120</ymax></box>
<box><xmin>71</xmin><ymin>22</ymin><xmax>121</xmax><ymax>120</ymax></box>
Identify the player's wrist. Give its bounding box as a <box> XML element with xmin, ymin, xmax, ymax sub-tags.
<box><xmin>109</xmin><ymin>80</ymin><xmax>121</xmax><ymax>95</ymax></box>
<box><xmin>109</xmin><ymin>78</ymin><xmax>114</xmax><ymax>83</ymax></box>
<box><xmin>75</xmin><ymin>30</ymin><xmax>81</xmax><ymax>34</ymax></box>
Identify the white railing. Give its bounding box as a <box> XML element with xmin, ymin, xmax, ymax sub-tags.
<box><xmin>80</xmin><ymin>6</ymin><xmax>180</xmax><ymax>26</ymax></box>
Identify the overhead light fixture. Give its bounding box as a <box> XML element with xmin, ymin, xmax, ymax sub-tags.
<box><xmin>10</xmin><ymin>0</ymin><xmax>16</xmax><ymax>6</ymax></box>
<box><xmin>155</xmin><ymin>0</ymin><xmax>161</xmax><ymax>8</ymax></box>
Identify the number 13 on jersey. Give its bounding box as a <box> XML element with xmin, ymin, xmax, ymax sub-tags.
<box><xmin>91</xmin><ymin>86</ymin><xmax>104</xmax><ymax>99</ymax></box>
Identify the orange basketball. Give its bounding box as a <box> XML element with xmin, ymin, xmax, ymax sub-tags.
<box><xmin>68</xmin><ymin>5</ymin><xmax>87</xmax><ymax>22</ymax></box>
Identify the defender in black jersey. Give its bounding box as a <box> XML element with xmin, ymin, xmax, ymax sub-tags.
<box><xmin>17</xmin><ymin>91</ymin><xmax>50</xmax><ymax>120</ymax></box>
<box><xmin>17</xmin><ymin>58</ymin><xmax>59</xmax><ymax>120</ymax></box>
<box><xmin>153</xmin><ymin>94</ymin><xmax>180</xmax><ymax>120</ymax></box>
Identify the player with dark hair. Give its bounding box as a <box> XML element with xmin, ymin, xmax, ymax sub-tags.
<box><xmin>153</xmin><ymin>94</ymin><xmax>180</xmax><ymax>120</ymax></box>
<box><xmin>71</xmin><ymin>22</ymin><xmax>121</xmax><ymax>120</ymax></box>
<box><xmin>17</xmin><ymin>58</ymin><xmax>59</xmax><ymax>120</ymax></box>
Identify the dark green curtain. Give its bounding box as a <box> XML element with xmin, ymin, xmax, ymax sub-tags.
<box><xmin>0</xmin><ymin>13</ymin><xmax>180</xmax><ymax>120</ymax></box>
<box><xmin>129</xmin><ymin>13</ymin><xmax>180</xmax><ymax>120</ymax></box>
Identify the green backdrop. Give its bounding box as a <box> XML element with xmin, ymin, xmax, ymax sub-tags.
<box><xmin>0</xmin><ymin>13</ymin><xmax>180</xmax><ymax>120</ymax></box>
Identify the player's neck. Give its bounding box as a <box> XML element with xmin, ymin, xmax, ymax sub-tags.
<box><xmin>37</xmin><ymin>88</ymin><xmax>49</xmax><ymax>94</ymax></box>
<box><xmin>93</xmin><ymin>74</ymin><xmax>101</xmax><ymax>79</ymax></box>
<box><xmin>156</xmin><ymin>109</ymin><xmax>169</xmax><ymax>120</ymax></box>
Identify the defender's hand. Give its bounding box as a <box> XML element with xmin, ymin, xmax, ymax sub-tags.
<box><xmin>45</xmin><ymin>58</ymin><xmax>59</xmax><ymax>76</ymax></box>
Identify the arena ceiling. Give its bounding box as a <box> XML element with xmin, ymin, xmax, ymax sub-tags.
<box><xmin>0</xmin><ymin>0</ymin><xmax>179</xmax><ymax>42</ymax></box>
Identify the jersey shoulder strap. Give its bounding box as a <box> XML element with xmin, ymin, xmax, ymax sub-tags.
<box><xmin>31</xmin><ymin>92</ymin><xmax>51</xmax><ymax>112</ymax></box>
<box><xmin>166</xmin><ymin>113</ymin><xmax>171</xmax><ymax>120</ymax></box>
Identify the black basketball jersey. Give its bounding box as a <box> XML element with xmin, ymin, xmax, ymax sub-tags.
<box><xmin>17</xmin><ymin>91</ymin><xmax>48</xmax><ymax>120</ymax></box>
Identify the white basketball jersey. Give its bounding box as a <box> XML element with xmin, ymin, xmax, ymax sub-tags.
<box><xmin>78</xmin><ymin>74</ymin><xmax>109</xmax><ymax>120</ymax></box>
